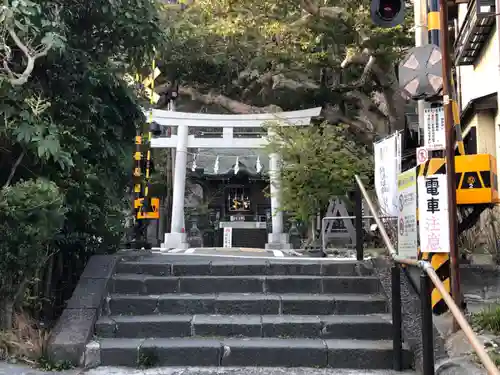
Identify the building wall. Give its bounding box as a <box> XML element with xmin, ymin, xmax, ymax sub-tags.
<box><xmin>457</xmin><ymin>26</ymin><xmax>498</xmax><ymax>110</ymax></box>
<box><xmin>475</xmin><ymin>112</ymin><xmax>496</xmax><ymax>155</ymax></box>
<box><xmin>456</xmin><ymin>3</ymin><xmax>499</xmax><ymax>177</ymax></box>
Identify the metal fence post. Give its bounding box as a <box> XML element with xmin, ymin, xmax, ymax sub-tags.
<box><xmin>354</xmin><ymin>183</ymin><xmax>363</xmax><ymax>261</ymax></box>
<box><xmin>391</xmin><ymin>264</ymin><xmax>403</xmax><ymax>371</ymax></box>
<box><xmin>420</xmin><ymin>271</ymin><xmax>435</xmax><ymax>375</ymax></box>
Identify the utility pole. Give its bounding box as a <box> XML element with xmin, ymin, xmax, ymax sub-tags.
<box><xmin>415</xmin><ymin>0</ymin><xmax>427</xmax><ymax>142</ymax></box>
<box><xmin>437</xmin><ymin>0</ymin><xmax>461</xmax><ymax>330</ymax></box>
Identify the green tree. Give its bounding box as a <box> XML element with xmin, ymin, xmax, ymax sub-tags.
<box><xmin>0</xmin><ymin>0</ymin><xmax>165</xmax><ymax>324</ymax></box>
<box><xmin>0</xmin><ymin>179</ymin><xmax>66</xmax><ymax>328</ymax></box>
<box><xmin>156</xmin><ymin>0</ymin><xmax>413</xmax><ymax>143</ymax></box>
<box><xmin>267</xmin><ymin>122</ymin><xmax>372</xmax><ymax>221</ymax></box>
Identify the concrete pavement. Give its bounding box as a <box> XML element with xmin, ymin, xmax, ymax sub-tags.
<box><xmin>0</xmin><ymin>363</ymin><xmax>417</xmax><ymax>375</ymax></box>
<box><xmin>85</xmin><ymin>367</ymin><xmax>417</xmax><ymax>375</ymax></box>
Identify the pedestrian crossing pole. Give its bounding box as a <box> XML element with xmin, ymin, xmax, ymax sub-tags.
<box><xmin>131</xmin><ymin>58</ymin><xmax>161</xmax><ymax>249</ymax></box>
<box><xmin>437</xmin><ymin>0</ymin><xmax>462</xmax><ymax>331</ymax></box>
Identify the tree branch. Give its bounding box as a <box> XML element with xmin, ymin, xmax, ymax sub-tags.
<box><xmin>340</xmin><ymin>48</ymin><xmax>406</xmax><ymax>133</ymax></box>
<box><xmin>300</xmin><ymin>0</ymin><xmax>347</xmax><ymax>20</ymax></box>
<box><xmin>157</xmin><ymin>83</ymin><xmax>380</xmax><ymax>144</ymax></box>
<box><xmin>2</xmin><ymin>28</ymin><xmax>53</xmax><ymax>86</ymax></box>
<box><xmin>322</xmin><ymin>105</ymin><xmax>376</xmax><ymax>145</ymax></box>
<box><xmin>4</xmin><ymin>150</ymin><xmax>25</xmax><ymax>188</ymax></box>
<box><xmin>172</xmin><ymin>86</ymin><xmax>283</xmax><ymax>113</ymax></box>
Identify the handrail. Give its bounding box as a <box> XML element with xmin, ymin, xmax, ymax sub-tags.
<box><xmin>354</xmin><ymin>174</ymin><xmax>500</xmax><ymax>375</ymax></box>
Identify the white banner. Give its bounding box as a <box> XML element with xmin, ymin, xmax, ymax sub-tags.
<box><xmin>424</xmin><ymin>107</ymin><xmax>445</xmax><ymax>150</ymax></box>
<box><xmin>417</xmin><ymin>174</ymin><xmax>450</xmax><ymax>253</ymax></box>
<box><xmin>396</xmin><ymin>131</ymin><xmax>402</xmax><ymax>176</ymax></box>
<box><xmin>397</xmin><ymin>168</ymin><xmax>418</xmax><ymax>258</ymax></box>
<box><xmin>223</xmin><ymin>227</ymin><xmax>233</xmax><ymax>248</ymax></box>
<box><xmin>374</xmin><ymin>134</ymin><xmax>399</xmax><ymax>216</ymax></box>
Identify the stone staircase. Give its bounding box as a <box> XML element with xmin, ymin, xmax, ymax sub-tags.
<box><xmin>91</xmin><ymin>255</ymin><xmax>412</xmax><ymax>368</ymax></box>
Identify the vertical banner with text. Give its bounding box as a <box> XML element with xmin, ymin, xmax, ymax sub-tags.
<box><xmin>223</xmin><ymin>227</ymin><xmax>233</xmax><ymax>248</ymax></box>
<box><xmin>374</xmin><ymin>133</ymin><xmax>400</xmax><ymax>216</ymax></box>
<box><xmin>397</xmin><ymin>168</ymin><xmax>418</xmax><ymax>258</ymax></box>
<box><xmin>396</xmin><ymin>131</ymin><xmax>402</xmax><ymax>175</ymax></box>
<box><xmin>417</xmin><ymin>174</ymin><xmax>450</xmax><ymax>253</ymax></box>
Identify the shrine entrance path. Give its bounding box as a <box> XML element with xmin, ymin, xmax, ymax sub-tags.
<box><xmin>148</xmin><ymin>248</ymin><xmax>360</xmax><ymax>262</ymax></box>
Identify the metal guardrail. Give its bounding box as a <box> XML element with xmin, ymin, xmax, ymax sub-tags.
<box><xmin>354</xmin><ymin>174</ymin><xmax>499</xmax><ymax>375</ymax></box>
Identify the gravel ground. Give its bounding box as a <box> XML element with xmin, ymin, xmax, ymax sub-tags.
<box><xmin>0</xmin><ymin>363</ymin><xmax>417</xmax><ymax>375</ymax></box>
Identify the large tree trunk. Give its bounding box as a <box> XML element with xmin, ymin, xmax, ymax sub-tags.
<box><xmin>0</xmin><ymin>299</ymin><xmax>14</xmax><ymax>330</ymax></box>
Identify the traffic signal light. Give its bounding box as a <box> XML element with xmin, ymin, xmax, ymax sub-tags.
<box><xmin>370</xmin><ymin>0</ymin><xmax>405</xmax><ymax>28</ymax></box>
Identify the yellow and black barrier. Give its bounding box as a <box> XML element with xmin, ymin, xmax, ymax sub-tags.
<box><xmin>416</xmin><ymin>160</ymin><xmax>450</xmax><ymax>315</ymax></box>
<box><xmin>455</xmin><ymin>154</ymin><xmax>498</xmax><ymax>204</ymax></box>
<box><xmin>417</xmin><ymin>155</ymin><xmax>498</xmax><ymax>205</ymax></box>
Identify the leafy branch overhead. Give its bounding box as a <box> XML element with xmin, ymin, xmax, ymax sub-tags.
<box><xmin>155</xmin><ymin>0</ymin><xmax>414</xmax><ymax>142</ymax></box>
<box><xmin>0</xmin><ymin>1</ymin><xmax>65</xmax><ymax>86</ymax></box>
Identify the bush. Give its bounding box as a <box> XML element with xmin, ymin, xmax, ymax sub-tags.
<box><xmin>459</xmin><ymin>208</ymin><xmax>500</xmax><ymax>263</ymax></box>
<box><xmin>0</xmin><ymin>179</ymin><xmax>66</xmax><ymax>306</ymax></box>
<box><xmin>472</xmin><ymin>304</ymin><xmax>500</xmax><ymax>334</ymax></box>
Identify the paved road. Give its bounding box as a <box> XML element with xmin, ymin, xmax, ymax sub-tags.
<box><xmin>0</xmin><ymin>363</ymin><xmax>416</xmax><ymax>375</ymax></box>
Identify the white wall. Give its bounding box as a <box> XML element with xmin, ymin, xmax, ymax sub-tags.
<box><xmin>458</xmin><ymin>27</ymin><xmax>498</xmax><ymax>110</ymax></box>
<box><xmin>475</xmin><ymin>112</ymin><xmax>496</xmax><ymax>155</ymax></box>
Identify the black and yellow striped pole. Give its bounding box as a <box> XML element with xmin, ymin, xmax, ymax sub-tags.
<box><xmin>131</xmin><ymin>59</ymin><xmax>161</xmax><ymax>248</ymax></box>
<box><xmin>417</xmin><ymin>0</ymin><xmax>463</xmax><ymax>321</ymax></box>
<box><xmin>427</xmin><ymin>0</ymin><xmax>440</xmax><ymax>46</ymax></box>
<box><xmin>451</xmin><ymin>79</ymin><xmax>466</xmax><ymax>156</ymax></box>
<box><xmin>428</xmin><ymin>0</ymin><xmax>465</xmax><ymax>155</ymax></box>
<box><xmin>438</xmin><ymin>0</ymin><xmax>462</xmax><ymax>327</ymax></box>
<box><xmin>140</xmin><ymin>59</ymin><xmax>155</xmax><ymax>216</ymax></box>
<box><xmin>416</xmin><ymin>0</ymin><xmax>462</xmax><ymax>316</ymax></box>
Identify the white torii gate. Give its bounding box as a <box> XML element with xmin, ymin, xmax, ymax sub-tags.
<box><xmin>150</xmin><ymin>107</ymin><xmax>322</xmax><ymax>249</ymax></box>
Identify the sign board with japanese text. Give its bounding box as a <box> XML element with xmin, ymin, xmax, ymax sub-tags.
<box><xmin>374</xmin><ymin>133</ymin><xmax>400</xmax><ymax>216</ymax></box>
<box><xmin>223</xmin><ymin>227</ymin><xmax>233</xmax><ymax>248</ymax></box>
<box><xmin>397</xmin><ymin>168</ymin><xmax>418</xmax><ymax>258</ymax></box>
<box><xmin>424</xmin><ymin>107</ymin><xmax>445</xmax><ymax>150</ymax></box>
<box><xmin>417</xmin><ymin>174</ymin><xmax>450</xmax><ymax>253</ymax></box>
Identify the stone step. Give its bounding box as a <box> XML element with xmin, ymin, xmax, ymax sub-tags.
<box><xmin>95</xmin><ymin>314</ymin><xmax>393</xmax><ymax>340</ymax></box>
<box><xmin>109</xmin><ymin>275</ymin><xmax>382</xmax><ymax>295</ymax></box>
<box><xmin>115</xmin><ymin>260</ymin><xmax>370</xmax><ymax>277</ymax></box>
<box><xmin>106</xmin><ymin>293</ymin><xmax>387</xmax><ymax>315</ymax></box>
<box><xmin>95</xmin><ymin>337</ymin><xmax>412</xmax><ymax>368</ymax></box>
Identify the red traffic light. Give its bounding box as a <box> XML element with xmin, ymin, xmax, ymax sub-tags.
<box><xmin>371</xmin><ymin>0</ymin><xmax>405</xmax><ymax>28</ymax></box>
<box><xmin>378</xmin><ymin>0</ymin><xmax>401</xmax><ymax>20</ymax></box>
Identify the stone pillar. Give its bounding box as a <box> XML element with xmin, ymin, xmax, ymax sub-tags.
<box><xmin>162</xmin><ymin>123</ymin><xmax>189</xmax><ymax>249</ymax></box>
<box><xmin>168</xmin><ymin>100</ymin><xmax>184</xmax><ymax>231</ymax></box>
<box><xmin>266</xmin><ymin>152</ymin><xmax>291</xmax><ymax>250</ymax></box>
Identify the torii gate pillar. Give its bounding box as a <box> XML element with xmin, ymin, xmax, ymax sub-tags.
<box><xmin>167</xmin><ymin>118</ymin><xmax>190</xmax><ymax>249</ymax></box>
<box><xmin>266</xmin><ymin>151</ymin><xmax>289</xmax><ymax>249</ymax></box>
<box><xmin>150</xmin><ymin>107</ymin><xmax>322</xmax><ymax>250</ymax></box>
